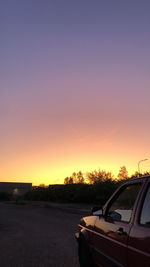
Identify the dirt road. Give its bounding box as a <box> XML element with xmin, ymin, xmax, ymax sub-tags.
<box><xmin>0</xmin><ymin>202</ymin><xmax>88</xmax><ymax>267</ymax></box>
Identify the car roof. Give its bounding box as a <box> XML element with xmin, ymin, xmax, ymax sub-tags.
<box><xmin>122</xmin><ymin>175</ymin><xmax>150</xmax><ymax>185</ymax></box>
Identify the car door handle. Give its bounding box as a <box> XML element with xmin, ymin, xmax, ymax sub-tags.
<box><xmin>116</xmin><ymin>228</ymin><xmax>127</xmax><ymax>236</ymax></box>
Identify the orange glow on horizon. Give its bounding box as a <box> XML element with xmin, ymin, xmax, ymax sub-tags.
<box><xmin>0</xmin><ymin>121</ymin><xmax>149</xmax><ymax>185</ymax></box>
<box><xmin>0</xmin><ymin>153</ymin><xmax>149</xmax><ymax>186</ymax></box>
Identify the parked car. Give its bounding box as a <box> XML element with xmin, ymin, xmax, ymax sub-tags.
<box><xmin>75</xmin><ymin>176</ymin><xmax>150</xmax><ymax>267</ymax></box>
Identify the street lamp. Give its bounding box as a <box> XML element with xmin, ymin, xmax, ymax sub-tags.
<box><xmin>138</xmin><ymin>158</ymin><xmax>148</xmax><ymax>174</ymax></box>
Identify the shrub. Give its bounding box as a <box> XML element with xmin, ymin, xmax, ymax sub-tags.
<box><xmin>24</xmin><ymin>180</ymin><xmax>121</xmax><ymax>205</ymax></box>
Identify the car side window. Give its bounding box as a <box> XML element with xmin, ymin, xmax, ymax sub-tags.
<box><xmin>140</xmin><ymin>185</ymin><xmax>150</xmax><ymax>227</ymax></box>
<box><xmin>107</xmin><ymin>184</ymin><xmax>141</xmax><ymax>223</ymax></box>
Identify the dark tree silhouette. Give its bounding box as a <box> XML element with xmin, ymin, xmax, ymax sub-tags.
<box><xmin>66</xmin><ymin>171</ymin><xmax>85</xmax><ymax>184</ymax></box>
<box><xmin>64</xmin><ymin>177</ymin><xmax>73</xmax><ymax>184</ymax></box>
<box><xmin>117</xmin><ymin>166</ymin><xmax>128</xmax><ymax>180</ymax></box>
<box><xmin>86</xmin><ymin>169</ymin><xmax>113</xmax><ymax>184</ymax></box>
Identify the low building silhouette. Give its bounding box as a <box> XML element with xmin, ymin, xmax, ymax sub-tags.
<box><xmin>0</xmin><ymin>182</ymin><xmax>32</xmax><ymax>196</ymax></box>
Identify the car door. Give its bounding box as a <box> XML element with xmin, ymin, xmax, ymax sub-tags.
<box><xmin>92</xmin><ymin>182</ymin><xmax>143</xmax><ymax>267</ymax></box>
<box><xmin>127</xmin><ymin>181</ymin><xmax>150</xmax><ymax>267</ymax></box>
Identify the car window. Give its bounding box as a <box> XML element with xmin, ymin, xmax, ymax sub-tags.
<box><xmin>140</xmin><ymin>185</ymin><xmax>150</xmax><ymax>227</ymax></box>
<box><xmin>107</xmin><ymin>184</ymin><xmax>141</xmax><ymax>223</ymax></box>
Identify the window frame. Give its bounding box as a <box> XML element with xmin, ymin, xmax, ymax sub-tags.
<box><xmin>138</xmin><ymin>183</ymin><xmax>150</xmax><ymax>228</ymax></box>
<box><xmin>105</xmin><ymin>182</ymin><xmax>142</xmax><ymax>224</ymax></box>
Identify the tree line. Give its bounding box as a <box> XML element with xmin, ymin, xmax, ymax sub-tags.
<box><xmin>64</xmin><ymin>166</ymin><xmax>129</xmax><ymax>184</ymax></box>
<box><xmin>23</xmin><ymin>167</ymin><xmax>150</xmax><ymax>205</ymax></box>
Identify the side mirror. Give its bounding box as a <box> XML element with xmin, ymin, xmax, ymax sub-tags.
<box><xmin>91</xmin><ymin>206</ymin><xmax>103</xmax><ymax>216</ymax></box>
<box><xmin>107</xmin><ymin>211</ymin><xmax>121</xmax><ymax>222</ymax></box>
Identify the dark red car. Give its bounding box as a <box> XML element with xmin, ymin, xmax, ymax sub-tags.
<box><xmin>75</xmin><ymin>176</ymin><xmax>150</xmax><ymax>267</ymax></box>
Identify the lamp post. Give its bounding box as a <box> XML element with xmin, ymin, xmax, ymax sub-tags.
<box><xmin>138</xmin><ymin>158</ymin><xmax>148</xmax><ymax>174</ymax></box>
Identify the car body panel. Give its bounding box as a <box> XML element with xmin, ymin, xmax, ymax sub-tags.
<box><xmin>127</xmin><ymin>225</ymin><xmax>150</xmax><ymax>267</ymax></box>
<box><xmin>93</xmin><ymin>217</ymin><xmax>131</xmax><ymax>266</ymax></box>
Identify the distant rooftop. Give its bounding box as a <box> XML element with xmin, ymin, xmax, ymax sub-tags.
<box><xmin>0</xmin><ymin>182</ymin><xmax>32</xmax><ymax>195</ymax></box>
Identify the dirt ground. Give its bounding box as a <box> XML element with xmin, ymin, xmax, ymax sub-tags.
<box><xmin>0</xmin><ymin>202</ymin><xmax>90</xmax><ymax>267</ymax></box>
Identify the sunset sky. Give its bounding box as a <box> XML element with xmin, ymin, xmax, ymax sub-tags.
<box><xmin>1</xmin><ymin>1</ymin><xmax>150</xmax><ymax>185</ymax></box>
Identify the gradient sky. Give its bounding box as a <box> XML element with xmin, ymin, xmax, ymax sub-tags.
<box><xmin>1</xmin><ymin>0</ymin><xmax>150</xmax><ymax>185</ymax></box>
